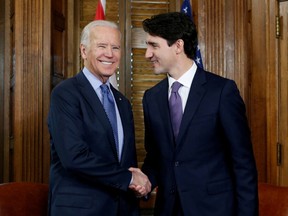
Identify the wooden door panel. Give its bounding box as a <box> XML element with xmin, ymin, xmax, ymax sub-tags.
<box><xmin>51</xmin><ymin>0</ymin><xmax>67</xmax><ymax>88</ymax></box>
<box><xmin>278</xmin><ymin>0</ymin><xmax>288</xmax><ymax>186</ymax></box>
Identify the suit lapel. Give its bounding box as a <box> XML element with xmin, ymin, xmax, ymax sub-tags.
<box><xmin>154</xmin><ymin>79</ymin><xmax>175</xmax><ymax>148</ymax></box>
<box><xmin>75</xmin><ymin>72</ymin><xmax>103</xmax><ymax>115</ymax></box>
<box><xmin>110</xmin><ymin>86</ymin><xmax>130</xmax><ymax>163</ymax></box>
<box><xmin>153</xmin><ymin>72</ymin><xmax>207</xmax><ymax>149</ymax></box>
<box><xmin>176</xmin><ymin>69</ymin><xmax>207</xmax><ymax>146</ymax></box>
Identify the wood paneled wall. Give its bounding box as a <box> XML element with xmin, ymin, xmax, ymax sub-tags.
<box><xmin>193</xmin><ymin>0</ymin><xmax>279</xmax><ymax>183</ymax></box>
<box><xmin>0</xmin><ymin>0</ymin><xmax>282</xmax><ymax>185</ymax></box>
<box><xmin>249</xmin><ymin>0</ymin><xmax>278</xmax><ymax>184</ymax></box>
<box><xmin>0</xmin><ymin>0</ymin><xmax>11</xmax><ymax>183</ymax></box>
<box><xmin>12</xmin><ymin>0</ymin><xmax>51</xmax><ymax>182</ymax></box>
<box><xmin>192</xmin><ymin>0</ymin><xmax>250</xmax><ymax>105</ymax></box>
<box><xmin>0</xmin><ymin>0</ymin><xmax>6</xmax><ymax>182</ymax></box>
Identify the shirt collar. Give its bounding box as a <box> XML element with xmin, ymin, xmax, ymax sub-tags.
<box><xmin>168</xmin><ymin>62</ymin><xmax>197</xmax><ymax>90</ymax></box>
<box><xmin>82</xmin><ymin>67</ymin><xmax>111</xmax><ymax>91</ymax></box>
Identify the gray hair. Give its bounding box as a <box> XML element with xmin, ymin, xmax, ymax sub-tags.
<box><xmin>80</xmin><ymin>20</ymin><xmax>120</xmax><ymax>47</ymax></box>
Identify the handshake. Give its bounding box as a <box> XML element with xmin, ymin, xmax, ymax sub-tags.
<box><xmin>128</xmin><ymin>167</ymin><xmax>151</xmax><ymax>198</ymax></box>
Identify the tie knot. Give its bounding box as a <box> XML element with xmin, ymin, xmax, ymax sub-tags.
<box><xmin>171</xmin><ymin>82</ymin><xmax>182</xmax><ymax>93</ymax></box>
<box><xmin>100</xmin><ymin>84</ymin><xmax>109</xmax><ymax>94</ymax></box>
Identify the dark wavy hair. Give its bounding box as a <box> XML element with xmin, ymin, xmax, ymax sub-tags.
<box><xmin>142</xmin><ymin>12</ymin><xmax>198</xmax><ymax>60</ymax></box>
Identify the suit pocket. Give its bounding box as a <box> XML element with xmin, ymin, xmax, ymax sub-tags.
<box><xmin>206</xmin><ymin>178</ymin><xmax>233</xmax><ymax>195</ymax></box>
<box><xmin>55</xmin><ymin>193</ymin><xmax>93</xmax><ymax>209</ymax></box>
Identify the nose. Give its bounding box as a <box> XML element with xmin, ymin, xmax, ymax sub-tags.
<box><xmin>105</xmin><ymin>46</ymin><xmax>113</xmax><ymax>57</ymax></box>
<box><xmin>145</xmin><ymin>48</ymin><xmax>153</xmax><ymax>59</ymax></box>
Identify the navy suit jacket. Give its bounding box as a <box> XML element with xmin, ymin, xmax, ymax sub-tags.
<box><xmin>142</xmin><ymin>68</ymin><xmax>258</xmax><ymax>216</ymax></box>
<box><xmin>48</xmin><ymin>71</ymin><xmax>139</xmax><ymax>216</ymax></box>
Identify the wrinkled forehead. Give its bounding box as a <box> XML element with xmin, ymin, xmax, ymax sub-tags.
<box><xmin>90</xmin><ymin>26</ymin><xmax>121</xmax><ymax>44</ymax></box>
<box><xmin>91</xmin><ymin>26</ymin><xmax>121</xmax><ymax>38</ymax></box>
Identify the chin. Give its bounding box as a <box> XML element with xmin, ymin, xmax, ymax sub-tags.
<box><xmin>103</xmin><ymin>70</ymin><xmax>116</xmax><ymax>76</ymax></box>
<box><xmin>154</xmin><ymin>69</ymin><xmax>166</xmax><ymax>75</ymax></box>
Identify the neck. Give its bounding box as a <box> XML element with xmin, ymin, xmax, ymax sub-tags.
<box><xmin>169</xmin><ymin>58</ymin><xmax>194</xmax><ymax>80</ymax></box>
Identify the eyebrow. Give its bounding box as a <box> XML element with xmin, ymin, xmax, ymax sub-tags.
<box><xmin>96</xmin><ymin>42</ymin><xmax>108</xmax><ymax>46</ymax></box>
<box><xmin>146</xmin><ymin>41</ymin><xmax>158</xmax><ymax>46</ymax></box>
<box><xmin>96</xmin><ymin>42</ymin><xmax>120</xmax><ymax>48</ymax></box>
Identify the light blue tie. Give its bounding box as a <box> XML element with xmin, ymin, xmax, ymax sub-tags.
<box><xmin>100</xmin><ymin>84</ymin><xmax>119</xmax><ymax>159</ymax></box>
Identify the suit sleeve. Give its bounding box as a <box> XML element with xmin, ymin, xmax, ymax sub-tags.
<box><xmin>219</xmin><ymin>80</ymin><xmax>258</xmax><ymax>216</ymax></box>
<box><xmin>141</xmin><ymin>90</ymin><xmax>159</xmax><ymax>190</ymax></box>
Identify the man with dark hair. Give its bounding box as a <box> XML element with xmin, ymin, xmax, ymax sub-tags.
<box><xmin>141</xmin><ymin>12</ymin><xmax>258</xmax><ymax>216</ymax></box>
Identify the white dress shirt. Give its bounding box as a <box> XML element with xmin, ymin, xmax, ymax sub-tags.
<box><xmin>168</xmin><ymin>63</ymin><xmax>197</xmax><ymax>112</ymax></box>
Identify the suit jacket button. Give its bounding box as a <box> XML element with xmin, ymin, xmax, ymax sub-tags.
<box><xmin>175</xmin><ymin>161</ymin><xmax>179</xmax><ymax>167</ymax></box>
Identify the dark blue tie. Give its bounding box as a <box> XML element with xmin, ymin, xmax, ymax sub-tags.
<box><xmin>169</xmin><ymin>82</ymin><xmax>183</xmax><ymax>138</ymax></box>
<box><xmin>100</xmin><ymin>84</ymin><xmax>119</xmax><ymax>159</ymax></box>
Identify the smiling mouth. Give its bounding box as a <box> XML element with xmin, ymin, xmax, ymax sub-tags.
<box><xmin>100</xmin><ymin>60</ymin><xmax>113</xmax><ymax>65</ymax></box>
<box><xmin>151</xmin><ymin>60</ymin><xmax>158</xmax><ymax>65</ymax></box>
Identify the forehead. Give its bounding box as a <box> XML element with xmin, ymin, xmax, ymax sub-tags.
<box><xmin>90</xmin><ymin>26</ymin><xmax>121</xmax><ymax>41</ymax></box>
<box><xmin>145</xmin><ymin>34</ymin><xmax>167</xmax><ymax>46</ymax></box>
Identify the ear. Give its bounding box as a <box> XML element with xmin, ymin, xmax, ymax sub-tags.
<box><xmin>175</xmin><ymin>39</ymin><xmax>184</xmax><ymax>54</ymax></box>
<box><xmin>80</xmin><ymin>44</ymin><xmax>87</xmax><ymax>59</ymax></box>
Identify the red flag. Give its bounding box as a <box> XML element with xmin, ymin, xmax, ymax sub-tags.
<box><xmin>94</xmin><ymin>0</ymin><xmax>106</xmax><ymax>20</ymax></box>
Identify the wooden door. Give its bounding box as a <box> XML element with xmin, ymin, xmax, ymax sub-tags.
<box><xmin>278</xmin><ymin>0</ymin><xmax>288</xmax><ymax>186</ymax></box>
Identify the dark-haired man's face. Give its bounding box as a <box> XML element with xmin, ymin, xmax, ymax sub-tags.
<box><xmin>145</xmin><ymin>34</ymin><xmax>178</xmax><ymax>75</ymax></box>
